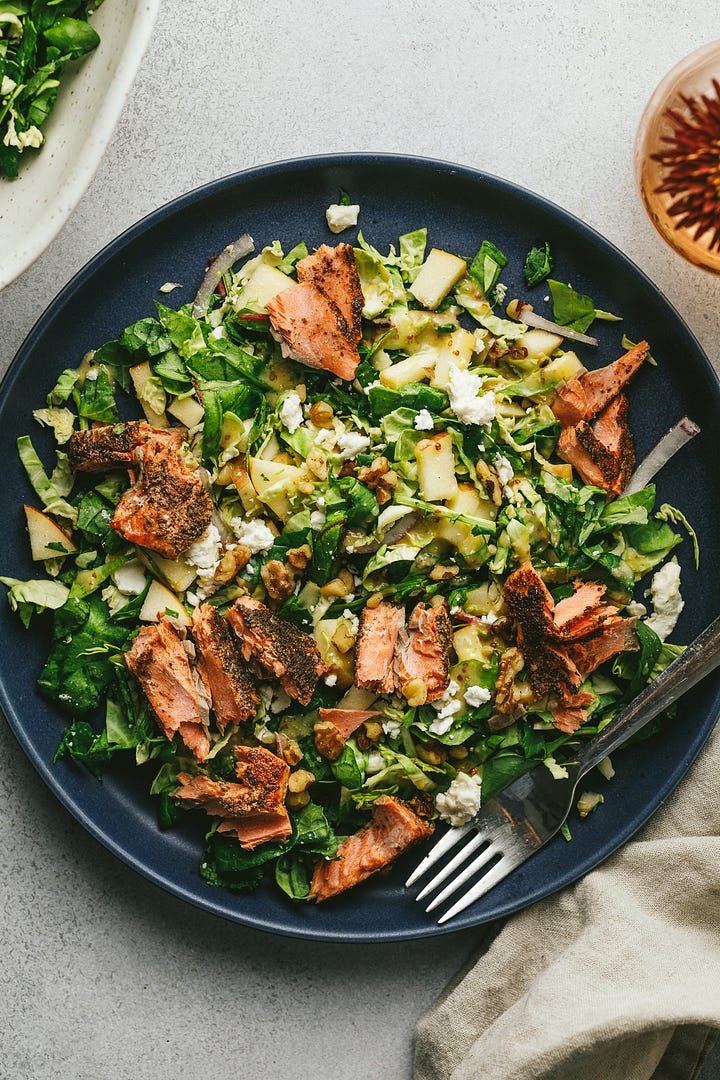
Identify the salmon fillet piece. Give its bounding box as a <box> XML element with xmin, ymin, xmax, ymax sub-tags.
<box><xmin>311</xmin><ymin>795</ymin><xmax>434</xmax><ymax>902</ymax></box>
<box><xmin>266</xmin><ymin>280</ymin><xmax>360</xmax><ymax>381</ymax></box>
<box><xmin>502</xmin><ymin>563</ymin><xmax>556</xmax><ymax>645</ymax></box>
<box><xmin>317</xmin><ymin>708</ymin><xmax>381</xmax><ymax>739</ymax></box>
<box><xmin>109</xmin><ymin>433</ymin><xmax>213</xmax><ymax>558</ymax></box>
<box><xmin>296</xmin><ymin>243</ymin><xmax>364</xmax><ymax>343</ymax></box>
<box><xmin>550</xmin><ymin>691</ymin><xmax>595</xmax><ymax>734</ymax></box>
<box><xmin>125</xmin><ymin>618</ymin><xmax>210</xmax><ymax>761</ymax></box>
<box><xmin>191</xmin><ymin>604</ymin><xmax>260</xmax><ymax>730</ymax></box>
<box><xmin>558</xmin><ymin>393</ymin><xmax>635</xmax><ymax>495</ymax></box>
<box><xmin>227</xmin><ymin>596</ymin><xmax>326</xmax><ymax>705</ymax></box>
<box><xmin>395</xmin><ymin>600</ymin><xmax>452</xmax><ymax>702</ymax></box>
<box><xmin>566</xmin><ymin>615</ymin><xmax>639</xmax><ymax>673</ymax></box>
<box><xmin>233</xmin><ymin>744</ymin><xmax>290</xmax><ymax>810</ymax></box>
<box><xmin>172</xmin><ymin>764</ymin><xmax>287</xmax><ymax>817</ymax></box>
<box><xmin>354</xmin><ymin>601</ymin><xmax>405</xmax><ymax>694</ymax></box>
<box><xmin>519</xmin><ymin>630</ymin><xmax>583</xmax><ymax>698</ymax></box>
<box><xmin>552</xmin><ymin>341</ymin><xmax>649</xmax><ymax>426</ymax></box>
<box><xmin>68</xmin><ymin>421</ymin><xmax>183</xmax><ymax>472</ymax></box>
<box><xmin>217</xmin><ymin>811</ymin><xmax>292</xmax><ymax>849</ymax></box>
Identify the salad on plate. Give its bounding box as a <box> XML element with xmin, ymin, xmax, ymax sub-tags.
<box><xmin>2</xmin><ymin>209</ymin><xmax>697</xmax><ymax>904</ymax></box>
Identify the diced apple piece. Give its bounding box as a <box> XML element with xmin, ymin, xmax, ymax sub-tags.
<box><xmin>409</xmin><ymin>249</ymin><xmax>468</xmax><ymax>310</ymax></box>
<box><xmin>542</xmin><ymin>351</ymin><xmax>586</xmax><ymax>384</ymax></box>
<box><xmin>437</xmin><ymin>483</ymin><xmax>496</xmax><ymax>559</ymax></box>
<box><xmin>337</xmin><ymin>685</ymin><xmax>379</xmax><ymax>711</ymax></box>
<box><xmin>237</xmin><ymin>263</ymin><xmax>295</xmax><ymax>312</ymax></box>
<box><xmin>24</xmin><ymin>505</ymin><xmax>77</xmax><ymax>561</ymax></box>
<box><xmin>139</xmin><ymin>580</ymin><xmax>190</xmax><ymax>626</ymax></box>
<box><xmin>543</xmin><ymin>462</ymin><xmax>574</xmax><ymax>482</ymax></box>
<box><xmin>136</xmin><ymin>548</ymin><xmax>198</xmax><ymax>592</ymax></box>
<box><xmin>229</xmin><ymin>459</ymin><xmax>262</xmax><ymax>514</ymax></box>
<box><xmin>415</xmin><ymin>431</ymin><xmax>459</xmax><ymax>502</ymax></box>
<box><xmin>516</xmin><ymin>329</ymin><xmax>564</xmax><ymax>360</ymax></box>
<box><xmin>431</xmin><ymin>328</ymin><xmax>477</xmax><ymax>389</ymax></box>
<box><xmin>249</xmin><ymin>456</ymin><xmax>303</xmax><ymax>520</ymax></box>
<box><xmin>314</xmin><ymin>618</ymin><xmax>354</xmax><ymax>690</ymax></box>
<box><xmin>130</xmin><ymin>362</ymin><xmax>168</xmax><ymax>427</ymax></box>
<box><xmin>453</xmin><ymin>624</ymin><xmax>484</xmax><ymax>663</ymax></box>
<box><xmin>167</xmin><ymin>395</ymin><xmax>204</xmax><ymax>428</ymax></box>
<box><xmin>379</xmin><ymin>350</ymin><xmax>435</xmax><ymax>389</ymax></box>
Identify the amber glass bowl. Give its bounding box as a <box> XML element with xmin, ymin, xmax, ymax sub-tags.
<box><xmin>635</xmin><ymin>40</ymin><xmax>720</xmax><ymax>273</ymax></box>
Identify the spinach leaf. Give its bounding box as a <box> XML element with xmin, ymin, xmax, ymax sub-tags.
<box><xmin>73</xmin><ymin>367</ymin><xmax>119</xmax><ymax>425</ymax></box>
<box><xmin>119</xmin><ymin>317</ymin><xmax>171</xmax><ymax>358</ymax></box>
<box><xmin>548</xmin><ymin>280</ymin><xmax>597</xmax><ymax>334</ymax></box>
<box><xmin>468</xmin><ymin>240</ymin><xmax>507</xmax><ymax>298</ymax></box>
<box><xmin>42</xmin><ymin>16</ymin><xmax>99</xmax><ymax>57</ymax></box>
<box><xmin>523</xmin><ymin>242</ymin><xmax>553</xmax><ymax>287</ymax></box>
<box><xmin>368</xmin><ymin>382</ymin><xmax>448</xmax><ymax>419</ymax></box>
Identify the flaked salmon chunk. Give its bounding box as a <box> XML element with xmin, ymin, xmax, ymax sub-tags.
<box><xmin>296</xmin><ymin>243</ymin><xmax>364</xmax><ymax>343</ymax></box>
<box><xmin>311</xmin><ymin>795</ymin><xmax>434</xmax><ymax>902</ymax></box>
<box><xmin>552</xmin><ymin>341</ymin><xmax>649</xmax><ymax>427</ymax></box>
<box><xmin>109</xmin><ymin>433</ymin><xmax>213</xmax><ymax>559</ymax></box>
<box><xmin>125</xmin><ymin>618</ymin><xmax>210</xmax><ymax>761</ymax></box>
<box><xmin>394</xmin><ymin>600</ymin><xmax>452</xmax><ymax>703</ymax></box>
<box><xmin>354</xmin><ymin>601</ymin><xmax>405</xmax><ymax>695</ymax></box>
<box><xmin>317</xmin><ymin>708</ymin><xmax>381</xmax><ymax>739</ymax></box>
<box><xmin>191</xmin><ymin>604</ymin><xmax>260</xmax><ymax>731</ymax></box>
<box><xmin>68</xmin><ymin>421</ymin><xmax>182</xmax><ymax>472</ymax></box>
<box><xmin>558</xmin><ymin>393</ymin><xmax>636</xmax><ymax>496</ymax></box>
<box><xmin>267</xmin><ymin>281</ymin><xmax>360</xmax><ymax>381</ymax></box>
<box><xmin>172</xmin><ymin>746</ymin><xmax>289</xmax><ymax>819</ymax></box>
<box><xmin>227</xmin><ymin>596</ymin><xmax>326</xmax><ymax>706</ymax></box>
<box><xmin>217</xmin><ymin>811</ymin><xmax>292</xmax><ymax>849</ymax></box>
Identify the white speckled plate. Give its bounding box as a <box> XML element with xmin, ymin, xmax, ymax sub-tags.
<box><xmin>0</xmin><ymin>0</ymin><xmax>160</xmax><ymax>291</ymax></box>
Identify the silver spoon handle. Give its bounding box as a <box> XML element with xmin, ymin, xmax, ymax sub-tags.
<box><xmin>577</xmin><ymin>615</ymin><xmax>720</xmax><ymax>778</ymax></box>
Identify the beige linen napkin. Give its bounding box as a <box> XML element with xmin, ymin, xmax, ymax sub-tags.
<box><xmin>415</xmin><ymin>720</ymin><xmax>720</xmax><ymax>1080</ymax></box>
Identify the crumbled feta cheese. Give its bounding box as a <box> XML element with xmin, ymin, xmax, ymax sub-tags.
<box><xmin>435</xmin><ymin>772</ymin><xmax>482</xmax><ymax>827</ymax></box>
<box><xmin>326</xmin><ymin>202</ymin><xmax>360</xmax><ymax>234</ymax></box>
<box><xmin>447</xmin><ymin>363</ymin><xmax>496</xmax><ymax>426</ymax></box>
<box><xmin>342</xmin><ymin>609</ymin><xmax>360</xmax><ymax>636</ymax></box>
<box><xmin>494</xmin><ymin>282</ymin><xmax>507</xmax><ymax>304</ymax></box>
<box><xmin>313</xmin><ymin>427</ymin><xmax>337</xmax><ymax>451</ymax></box>
<box><xmin>230</xmin><ymin>518</ymin><xmax>275</xmax><ymax>554</ymax></box>
<box><xmin>324</xmin><ymin>673</ymin><xmax>338</xmax><ymax>687</ymax></box>
<box><xmin>112</xmin><ymin>560</ymin><xmax>147</xmax><ymax>596</ymax></box>
<box><xmin>336</xmin><ymin>431</ymin><xmax>371</xmax><ymax>460</ymax></box>
<box><xmin>1</xmin><ymin>76</ymin><xmax>17</xmax><ymax>97</ymax></box>
<box><xmin>645</xmin><ymin>559</ymin><xmax>684</xmax><ymax>641</ymax></box>
<box><xmin>270</xmin><ymin>688</ymin><xmax>292</xmax><ymax>714</ymax></box>
<box><xmin>85</xmin><ymin>367</ymin><xmax>99</xmax><ymax>381</ymax></box>
<box><xmin>478</xmin><ymin>612</ymin><xmax>497</xmax><ymax>626</ymax></box>
<box><xmin>626</xmin><ymin>600</ymin><xmax>647</xmax><ymax>619</ymax></box>
<box><xmin>279</xmin><ymin>392</ymin><xmax>303</xmax><ymax>434</ymax></box>
<box><xmin>366</xmin><ymin>750</ymin><xmax>385</xmax><ymax>774</ymax></box>
<box><xmin>494</xmin><ymin>454</ymin><xmax>514</xmax><ymax>486</ymax></box>
<box><xmin>429</xmin><ymin>699</ymin><xmax>462</xmax><ymax>736</ymax></box>
<box><xmin>414</xmin><ymin>409</ymin><xmax>434</xmax><ymax>431</ymax></box>
<box><xmin>310</xmin><ymin>509</ymin><xmax>326</xmax><ymax>531</ymax></box>
<box><xmin>186</xmin><ymin>591</ymin><xmax>199</xmax><ymax>607</ymax></box>
<box><xmin>185</xmin><ymin>524</ymin><xmax>223</xmax><ymax>572</ymax></box>
<box><xmin>464</xmin><ymin>685</ymin><xmax>491</xmax><ymax>708</ymax></box>
<box><xmin>159</xmin><ymin>282</ymin><xmax>182</xmax><ymax>294</ymax></box>
<box><xmin>317</xmin><ymin>496</ymin><xmax>326</xmax><ymax>507</ymax></box>
<box><xmin>543</xmin><ymin>295</ymin><xmax>550</xmax><ymax>303</ymax></box>
<box><xmin>382</xmin><ymin>718</ymin><xmax>402</xmax><ymax>739</ymax></box>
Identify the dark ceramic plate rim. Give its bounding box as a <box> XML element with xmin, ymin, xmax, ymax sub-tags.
<box><xmin>1</xmin><ymin>153</ymin><xmax>719</xmax><ymax>942</ymax></box>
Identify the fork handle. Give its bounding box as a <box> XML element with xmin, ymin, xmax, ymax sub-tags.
<box><xmin>575</xmin><ymin>614</ymin><xmax>720</xmax><ymax>779</ymax></box>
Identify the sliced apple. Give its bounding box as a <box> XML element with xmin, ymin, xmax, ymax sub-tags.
<box><xmin>136</xmin><ymin>548</ymin><xmax>197</xmax><ymax>592</ymax></box>
<box><xmin>167</xmin><ymin>395</ymin><xmax>204</xmax><ymax>428</ymax></box>
<box><xmin>249</xmin><ymin>456</ymin><xmax>302</xmax><ymax>520</ymax></box>
<box><xmin>379</xmin><ymin>350</ymin><xmax>435</xmax><ymax>389</ymax></box>
<box><xmin>431</xmin><ymin>328</ymin><xmax>476</xmax><ymax>389</ymax></box>
<box><xmin>130</xmin><ymin>361</ymin><xmax>168</xmax><ymax>427</ymax></box>
<box><xmin>415</xmin><ymin>431</ymin><xmax>459</xmax><ymax>502</ymax></box>
<box><xmin>139</xmin><ymin>579</ymin><xmax>191</xmax><ymax>626</ymax></box>
<box><xmin>516</xmin><ymin>328</ymin><xmax>564</xmax><ymax>360</ymax></box>
<box><xmin>409</xmin><ymin>249</ymin><xmax>467</xmax><ymax>310</ymax></box>
<box><xmin>236</xmin><ymin>262</ymin><xmax>296</xmax><ymax>312</ymax></box>
<box><xmin>24</xmin><ymin>505</ymin><xmax>77</xmax><ymax>561</ymax></box>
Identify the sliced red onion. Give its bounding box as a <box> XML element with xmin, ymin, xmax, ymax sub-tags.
<box><xmin>351</xmin><ymin>512</ymin><xmax>420</xmax><ymax>555</ymax></box>
<box><xmin>623</xmin><ymin>416</ymin><xmax>700</xmax><ymax>495</ymax></box>
<box><xmin>192</xmin><ymin>233</ymin><xmax>254</xmax><ymax>318</ymax></box>
<box><xmin>506</xmin><ymin>299</ymin><xmax>599</xmax><ymax>346</ymax></box>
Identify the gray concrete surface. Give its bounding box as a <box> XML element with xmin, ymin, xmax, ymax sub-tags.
<box><xmin>1</xmin><ymin>3</ymin><xmax>718</xmax><ymax>1079</ymax></box>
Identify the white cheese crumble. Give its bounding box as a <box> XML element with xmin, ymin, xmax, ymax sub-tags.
<box><xmin>270</xmin><ymin>688</ymin><xmax>292</xmax><ymax>714</ymax></box>
<box><xmin>464</xmin><ymin>685</ymin><xmax>491</xmax><ymax>708</ymax></box>
<box><xmin>429</xmin><ymin>680</ymin><xmax>461</xmax><ymax>735</ymax></box>
<box><xmin>310</xmin><ymin>509</ymin><xmax>326</xmax><ymax>531</ymax></box>
<box><xmin>279</xmin><ymin>392</ymin><xmax>303</xmax><ymax>434</ymax></box>
<box><xmin>414</xmin><ymin>409</ymin><xmax>434</xmax><ymax>431</ymax></box>
<box><xmin>645</xmin><ymin>559</ymin><xmax>684</xmax><ymax>642</ymax></box>
<box><xmin>85</xmin><ymin>367</ymin><xmax>99</xmax><ymax>381</ymax></box>
<box><xmin>326</xmin><ymin>202</ymin><xmax>360</xmax><ymax>234</ymax></box>
<box><xmin>494</xmin><ymin>282</ymin><xmax>508</xmax><ymax>304</ymax></box>
<box><xmin>324</xmin><ymin>673</ymin><xmax>338</xmax><ymax>687</ymax></box>
<box><xmin>159</xmin><ymin>282</ymin><xmax>182</xmax><ymax>294</ymax></box>
<box><xmin>494</xmin><ymin>454</ymin><xmax>514</xmax><ymax>486</ymax></box>
<box><xmin>342</xmin><ymin>609</ymin><xmax>360</xmax><ymax>636</ymax></box>
<box><xmin>336</xmin><ymin>431</ymin><xmax>371</xmax><ymax>460</ymax></box>
<box><xmin>382</xmin><ymin>718</ymin><xmax>402</xmax><ymax>739</ymax></box>
<box><xmin>1</xmin><ymin>76</ymin><xmax>17</xmax><ymax>97</ymax></box>
<box><xmin>626</xmin><ymin>600</ymin><xmax>647</xmax><ymax>619</ymax></box>
<box><xmin>366</xmin><ymin>750</ymin><xmax>385</xmax><ymax>774</ymax></box>
<box><xmin>447</xmin><ymin>363</ymin><xmax>496</xmax><ymax>426</ymax></box>
<box><xmin>230</xmin><ymin>518</ymin><xmax>275</xmax><ymax>554</ymax></box>
<box><xmin>435</xmin><ymin>772</ymin><xmax>482</xmax><ymax>827</ymax></box>
<box><xmin>185</xmin><ymin>524</ymin><xmax>223</xmax><ymax>573</ymax></box>
<box><xmin>112</xmin><ymin>561</ymin><xmax>147</xmax><ymax>596</ymax></box>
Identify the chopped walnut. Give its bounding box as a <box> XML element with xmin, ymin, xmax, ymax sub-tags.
<box><xmin>287</xmin><ymin>543</ymin><xmax>312</xmax><ymax>570</ymax></box>
<box><xmin>494</xmin><ymin>647</ymin><xmax>526</xmax><ymax>716</ymax></box>
<box><xmin>313</xmin><ymin>719</ymin><xmax>345</xmax><ymax>761</ymax></box>
<box><xmin>357</xmin><ymin>456</ymin><xmax>398</xmax><ymax>505</ymax></box>
<box><xmin>260</xmin><ymin>559</ymin><xmax>294</xmax><ymax>601</ymax></box>
<box><xmin>213</xmin><ymin>545</ymin><xmax>252</xmax><ymax>584</ymax></box>
<box><xmin>309</xmin><ymin>401</ymin><xmax>334</xmax><ymax>428</ymax></box>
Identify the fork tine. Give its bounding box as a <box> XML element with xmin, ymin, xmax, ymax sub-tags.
<box><xmin>414</xmin><ymin>832</ymin><xmax>488</xmax><ymax>902</ymax></box>
<box><xmin>404</xmin><ymin>822</ymin><xmax>474</xmax><ymax>887</ymax></box>
<box><xmin>424</xmin><ymin>843</ymin><xmax>499</xmax><ymax>911</ymax></box>
<box><xmin>436</xmin><ymin>850</ymin><xmax>527</xmax><ymax>924</ymax></box>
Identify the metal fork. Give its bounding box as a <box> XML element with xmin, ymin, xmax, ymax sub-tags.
<box><xmin>406</xmin><ymin>614</ymin><xmax>720</xmax><ymax>924</ymax></box>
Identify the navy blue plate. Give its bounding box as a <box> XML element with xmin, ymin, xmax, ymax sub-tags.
<box><xmin>1</xmin><ymin>154</ymin><xmax>719</xmax><ymax>942</ymax></box>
